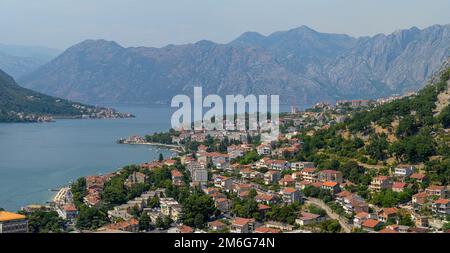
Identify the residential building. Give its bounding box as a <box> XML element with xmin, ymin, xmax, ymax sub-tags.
<box><xmin>160</xmin><ymin>198</ymin><xmax>182</xmax><ymax>221</ymax></box>
<box><xmin>60</xmin><ymin>204</ymin><xmax>78</xmax><ymax>221</ymax></box>
<box><xmin>291</xmin><ymin>161</ymin><xmax>315</xmax><ymax>171</ymax></box>
<box><xmin>318</xmin><ymin>170</ymin><xmax>343</xmax><ymax>183</ymax></box>
<box><xmin>230</xmin><ymin>218</ymin><xmax>256</xmax><ymax>233</ymax></box>
<box><xmin>377</xmin><ymin>208</ymin><xmax>398</xmax><ymax>223</ymax></box>
<box><xmin>369</xmin><ymin>176</ymin><xmax>392</xmax><ymax>192</ymax></box>
<box><xmin>321</xmin><ymin>181</ymin><xmax>340</xmax><ymax>194</ymax></box>
<box><xmin>335</xmin><ymin>191</ymin><xmax>368</xmax><ymax>214</ymax></box>
<box><xmin>300</xmin><ymin>168</ymin><xmax>318</xmax><ymax>182</ymax></box>
<box><xmin>279</xmin><ymin>175</ymin><xmax>295</xmax><ymax>187</ymax></box>
<box><xmin>425</xmin><ymin>185</ymin><xmax>448</xmax><ymax>198</ymax></box>
<box><xmin>394</xmin><ymin>165</ymin><xmax>416</xmax><ymax>178</ymax></box>
<box><xmin>0</xmin><ymin>211</ymin><xmax>28</xmax><ymax>233</ymax></box>
<box><xmin>171</xmin><ymin>169</ymin><xmax>184</xmax><ymax>187</ymax></box>
<box><xmin>187</xmin><ymin>162</ymin><xmax>208</xmax><ymax>187</ymax></box>
<box><xmin>409</xmin><ymin>173</ymin><xmax>427</xmax><ymax>183</ymax></box>
<box><xmin>208</xmin><ymin>220</ymin><xmax>227</xmax><ymax>231</ymax></box>
<box><xmin>295</xmin><ymin>212</ymin><xmax>322</xmax><ymax>226</ymax></box>
<box><xmin>431</xmin><ymin>199</ymin><xmax>450</xmax><ymax>218</ymax></box>
<box><xmin>264</xmin><ymin>170</ymin><xmax>281</xmax><ymax>185</ymax></box>
<box><xmin>124</xmin><ymin>171</ymin><xmax>147</xmax><ymax>188</ymax></box>
<box><xmin>269</xmin><ymin>160</ymin><xmax>291</xmax><ymax>171</ymax></box>
<box><xmin>411</xmin><ymin>192</ymin><xmax>429</xmax><ymax>207</ymax></box>
<box><xmin>102</xmin><ymin>218</ymin><xmax>139</xmax><ymax>233</ymax></box>
<box><xmin>392</xmin><ymin>182</ymin><xmax>407</xmax><ymax>192</ymax></box>
<box><xmin>213</xmin><ymin>175</ymin><xmax>233</xmax><ymax>191</ymax></box>
<box><xmin>215</xmin><ymin>198</ymin><xmax>232</xmax><ymax>213</ymax></box>
<box><xmin>281</xmin><ymin>187</ymin><xmax>302</xmax><ymax>204</ymax></box>
<box><xmin>256</xmin><ymin>144</ymin><xmax>272</xmax><ymax>156</ymax></box>
<box><xmin>361</xmin><ymin>219</ymin><xmax>382</xmax><ymax>232</ymax></box>
<box><xmin>254</xmin><ymin>226</ymin><xmax>281</xmax><ymax>233</ymax></box>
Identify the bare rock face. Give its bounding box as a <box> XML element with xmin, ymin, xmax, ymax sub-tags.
<box><xmin>19</xmin><ymin>25</ymin><xmax>450</xmax><ymax>108</ymax></box>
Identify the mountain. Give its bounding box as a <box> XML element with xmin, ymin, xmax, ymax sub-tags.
<box><xmin>0</xmin><ymin>68</ymin><xmax>130</xmax><ymax>122</ymax></box>
<box><xmin>0</xmin><ymin>44</ymin><xmax>60</xmax><ymax>79</ymax></box>
<box><xmin>19</xmin><ymin>25</ymin><xmax>450</xmax><ymax>107</ymax></box>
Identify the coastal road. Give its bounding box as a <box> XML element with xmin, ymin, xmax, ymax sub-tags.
<box><xmin>305</xmin><ymin>197</ymin><xmax>352</xmax><ymax>233</ymax></box>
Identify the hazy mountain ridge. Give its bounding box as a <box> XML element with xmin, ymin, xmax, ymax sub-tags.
<box><xmin>0</xmin><ymin>44</ymin><xmax>60</xmax><ymax>79</ymax></box>
<box><xmin>19</xmin><ymin>24</ymin><xmax>450</xmax><ymax>107</ymax></box>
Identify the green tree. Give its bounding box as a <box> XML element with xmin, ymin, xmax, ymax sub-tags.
<box><xmin>319</xmin><ymin>219</ymin><xmax>341</xmax><ymax>233</ymax></box>
<box><xmin>27</xmin><ymin>211</ymin><xmax>65</xmax><ymax>233</ymax></box>
<box><xmin>139</xmin><ymin>212</ymin><xmax>151</xmax><ymax>231</ymax></box>
<box><xmin>76</xmin><ymin>206</ymin><xmax>109</xmax><ymax>230</ymax></box>
<box><xmin>181</xmin><ymin>191</ymin><xmax>217</xmax><ymax>228</ymax></box>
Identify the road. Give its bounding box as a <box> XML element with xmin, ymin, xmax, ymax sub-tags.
<box><xmin>305</xmin><ymin>197</ymin><xmax>353</xmax><ymax>233</ymax></box>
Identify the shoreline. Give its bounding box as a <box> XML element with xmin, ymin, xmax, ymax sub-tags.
<box><xmin>118</xmin><ymin>141</ymin><xmax>184</xmax><ymax>153</ymax></box>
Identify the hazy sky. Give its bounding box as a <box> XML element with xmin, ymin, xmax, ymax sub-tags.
<box><xmin>1</xmin><ymin>0</ymin><xmax>449</xmax><ymax>50</ymax></box>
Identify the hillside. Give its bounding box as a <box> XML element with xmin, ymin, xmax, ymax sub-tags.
<box><xmin>294</xmin><ymin>60</ymin><xmax>450</xmax><ymax>186</ymax></box>
<box><xmin>0</xmin><ymin>68</ymin><xmax>131</xmax><ymax>122</ymax></box>
<box><xmin>19</xmin><ymin>25</ymin><xmax>450</xmax><ymax>107</ymax></box>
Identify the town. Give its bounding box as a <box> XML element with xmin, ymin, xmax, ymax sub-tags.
<box><xmin>1</xmin><ymin>89</ymin><xmax>449</xmax><ymax>234</ymax></box>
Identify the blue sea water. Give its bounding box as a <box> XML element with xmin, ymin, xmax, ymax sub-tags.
<box><xmin>0</xmin><ymin>105</ymin><xmax>175</xmax><ymax>211</ymax></box>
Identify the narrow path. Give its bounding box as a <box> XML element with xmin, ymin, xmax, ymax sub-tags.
<box><xmin>305</xmin><ymin>197</ymin><xmax>352</xmax><ymax>233</ymax></box>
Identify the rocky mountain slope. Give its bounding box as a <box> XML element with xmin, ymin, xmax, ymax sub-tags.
<box><xmin>19</xmin><ymin>25</ymin><xmax>450</xmax><ymax>107</ymax></box>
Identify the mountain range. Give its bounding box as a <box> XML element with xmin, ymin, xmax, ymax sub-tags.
<box><xmin>18</xmin><ymin>24</ymin><xmax>450</xmax><ymax>107</ymax></box>
<box><xmin>0</xmin><ymin>44</ymin><xmax>60</xmax><ymax>79</ymax></box>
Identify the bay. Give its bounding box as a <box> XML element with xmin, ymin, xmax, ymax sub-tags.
<box><xmin>0</xmin><ymin>105</ymin><xmax>175</xmax><ymax>212</ymax></box>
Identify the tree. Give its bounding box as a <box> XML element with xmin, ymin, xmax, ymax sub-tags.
<box><xmin>366</xmin><ymin>134</ymin><xmax>389</xmax><ymax>161</ymax></box>
<box><xmin>438</xmin><ymin>105</ymin><xmax>450</xmax><ymax>128</ymax></box>
<box><xmin>139</xmin><ymin>212</ymin><xmax>151</xmax><ymax>231</ymax></box>
<box><xmin>71</xmin><ymin>177</ymin><xmax>87</xmax><ymax>208</ymax></box>
<box><xmin>159</xmin><ymin>153</ymin><xmax>164</xmax><ymax>162</ymax></box>
<box><xmin>181</xmin><ymin>191</ymin><xmax>217</xmax><ymax>228</ymax></box>
<box><xmin>27</xmin><ymin>211</ymin><xmax>65</xmax><ymax>233</ymax></box>
<box><xmin>148</xmin><ymin>195</ymin><xmax>160</xmax><ymax>208</ymax></box>
<box><xmin>76</xmin><ymin>207</ymin><xmax>109</xmax><ymax>230</ymax></box>
<box><xmin>319</xmin><ymin>219</ymin><xmax>341</xmax><ymax>233</ymax></box>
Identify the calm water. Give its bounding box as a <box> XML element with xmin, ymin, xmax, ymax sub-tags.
<box><xmin>0</xmin><ymin>105</ymin><xmax>175</xmax><ymax>211</ymax></box>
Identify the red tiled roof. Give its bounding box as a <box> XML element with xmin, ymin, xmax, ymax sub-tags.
<box><xmin>258</xmin><ymin>204</ymin><xmax>272</xmax><ymax>211</ymax></box>
<box><xmin>283</xmin><ymin>187</ymin><xmax>297</xmax><ymax>194</ymax></box>
<box><xmin>171</xmin><ymin>169</ymin><xmax>183</xmax><ymax>177</ymax></box>
<box><xmin>379</xmin><ymin>228</ymin><xmax>399</xmax><ymax>234</ymax></box>
<box><xmin>255</xmin><ymin>226</ymin><xmax>281</xmax><ymax>233</ymax></box>
<box><xmin>362</xmin><ymin>219</ymin><xmax>381</xmax><ymax>228</ymax></box>
<box><xmin>209</xmin><ymin>220</ymin><xmax>226</xmax><ymax>228</ymax></box>
<box><xmin>435</xmin><ymin>199</ymin><xmax>450</xmax><ymax>205</ymax></box>
<box><xmin>355</xmin><ymin>212</ymin><xmax>369</xmax><ymax>219</ymax></box>
<box><xmin>302</xmin><ymin>167</ymin><xmax>317</xmax><ymax>173</ymax></box>
<box><xmin>336</xmin><ymin>191</ymin><xmax>353</xmax><ymax>198</ymax></box>
<box><xmin>178</xmin><ymin>225</ymin><xmax>194</xmax><ymax>233</ymax></box>
<box><xmin>322</xmin><ymin>181</ymin><xmax>338</xmax><ymax>187</ymax></box>
<box><xmin>233</xmin><ymin>217</ymin><xmax>255</xmax><ymax>226</ymax></box>
<box><xmin>427</xmin><ymin>185</ymin><xmax>445</xmax><ymax>191</ymax></box>
<box><xmin>63</xmin><ymin>204</ymin><xmax>77</xmax><ymax>212</ymax></box>
<box><xmin>382</xmin><ymin>208</ymin><xmax>398</xmax><ymax>216</ymax></box>
<box><xmin>392</xmin><ymin>182</ymin><xmax>407</xmax><ymax>189</ymax></box>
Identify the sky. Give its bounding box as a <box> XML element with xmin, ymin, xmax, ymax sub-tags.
<box><xmin>1</xmin><ymin>0</ymin><xmax>449</xmax><ymax>50</ymax></box>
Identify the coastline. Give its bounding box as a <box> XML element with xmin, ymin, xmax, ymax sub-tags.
<box><xmin>118</xmin><ymin>141</ymin><xmax>184</xmax><ymax>153</ymax></box>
